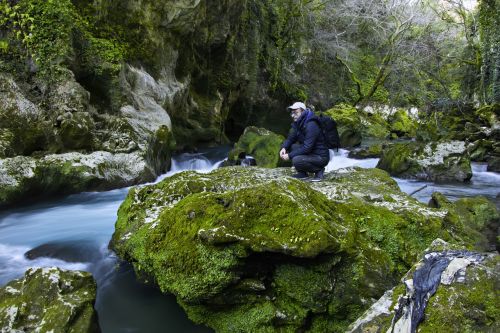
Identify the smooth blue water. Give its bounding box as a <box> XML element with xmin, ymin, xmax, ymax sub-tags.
<box><xmin>0</xmin><ymin>146</ymin><xmax>498</xmax><ymax>332</ymax></box>
<box><xmin>0</xmin><ymin>147</ymin><xmax>228</xmax><ymax>333</ymax></box>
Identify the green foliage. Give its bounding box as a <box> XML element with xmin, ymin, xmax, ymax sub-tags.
<box><xmin>0</xmin><ymin>0</ymin><xmax>125</xmax><ymax>82</ymax></box>
<box><xmin>479</xmin><ymin>0</ymin><xmax>500</xmax><ymax>103</ymax></box>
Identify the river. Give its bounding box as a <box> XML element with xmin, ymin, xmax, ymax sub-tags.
<box><xmin>0</xmin><ymin>147</ymin><xmax>498</xmax><ymax>332</ymax></box>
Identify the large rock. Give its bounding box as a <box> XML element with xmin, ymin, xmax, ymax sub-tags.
<box><xmin>388</xmin><ymin>109</ymin><xmax>417</xmax><ymax>138</ymax></box>
<box><xmin>0</xmin><ymin>68</ymin><xmax>174</xmax><ymax>207</ymax></box>
<box><xmin>429</xmin><ymin>192</ymin><xmax>500</xmax><ymax>251</ymax></box>
<box><xmin>0</xmin><ymin>151</ymin><xmax>155</xmax><ymax>208</ymax></box>
<box><xmin>226</xmin><ymin>126</ymin><xmax>285</xmax><ymax>168</ymax></box>
<box><xmin>324</xmin><ymin>104</ymin><xmax>363</xmax><ymax>147</ymax></box>
<box><xmin>348</xmin><ymin>239</ymin><xmax>499</xmax><ymax>333</ymax></box>
<box><xmin>0</xmin><ymin>73</ymin><xmax>50</xmax><ymax>157</ymax></box>
<box><xmin>109</xmin><ymin>167</ymin><xmax>487</xmax><ymax>332</ymax></box>
<box><xmin>348</xmin><ymin>143</ymin><xmax>383</xmax><ymax>159</ymax></box>
<box><xmin>376</xmin><ymin>141</ymin><xmax>472</xmax><ymax>182</ymax></box>
<box><xmin>0</xmin><ymin>267</ymin><xmax>100</xmax><ymax>332</ymax></box>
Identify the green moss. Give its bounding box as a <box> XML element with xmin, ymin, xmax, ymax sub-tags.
<box><xmin>228</xmin><ymin>126</ymin><xmax>285</xmax><ymax>168</ymax></box>
<box><xmin>419</xmin><ymin>255</ymin><xmax>500</xmax><ymax>332</ymax></box>
<box><xmin>376</xmin><ymin>142</ymin><xmax>421</xmax><ymax>176</ymax></box>
<box><xmin>109</xmin><ymin>166</ymin><xmax>488</xmax><ymax>332</ymax></box>
<box><xmin>324</xmin><ymin>104</ymin><xmax>363</xmax><ymax>147</ymax></box>
<box><xmin>0</xmin><ymin>267</ymin><xmax>99</xmax><ymax>332</ymax></box>
<box><xmin>389</xmin><ymin>109</ymin><xmax>417</xmax><ymax>138</ymax></box>
<box><xmin>361</xmin><ymin>112</ymin><xmax>390</xmax><ymax>139</ymax></box>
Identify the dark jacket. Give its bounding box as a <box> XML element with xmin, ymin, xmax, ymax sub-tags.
<box><xmin>281</xmin><ymin>109</ymin><xmax>330</xmax><ymax>159</ymax></box>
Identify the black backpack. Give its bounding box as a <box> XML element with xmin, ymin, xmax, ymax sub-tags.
<box><xmin>314</xmin><ymin>114</ymin><xmax>340</xmax><ymax>151</ymax></box>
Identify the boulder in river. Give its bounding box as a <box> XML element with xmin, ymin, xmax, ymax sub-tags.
<box><xmin>324</xmin><ymin>104</ymin><xmax>363</xmax><ymax>148</ymax></box>
<box><xmin>348</xmin><ymin>143</ymin><xmax>383</xmax><ymax>159</ymax></box>
<box><xmin>0</xmin><ymin>267</ymin><xmax>100</xmax><ymax>332</ymax></box>
<box><xmin>109</xmin><ymin>166</ymin><xmax>490</xmax><ymax>332</ymax></box>
<box><xmin>226</xmin><ymin>126</ymin><xmax>286</xmax><ymax>168</ymax></box>
<box><xmin>348</xmin><ymin>239</ymin><xmax>499</xmax><ymax>333</ymax></box>
<box><xmin>376</xmin><ymin>141</ymin><xmax>472</xmax><ymax>182</ymax></box>
<box><xmin>0</xmin><ymin>151</ymin><xmax>156</xmax><ymax>208</ymax></box>
<box><xmin>429</xmin><ymin>192</ymin><xmax>500</xmax><ymax>251</ymax></box>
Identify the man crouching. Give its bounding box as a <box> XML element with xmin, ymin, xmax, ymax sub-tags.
<box><xmin>279</xmin><ymin>102</ymin><xmax>330</xmax><ymax>182</ymax></box>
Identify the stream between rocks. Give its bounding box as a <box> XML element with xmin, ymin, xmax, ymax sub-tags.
<box><xmin>0</xmin><ymin>148</ymin><xmax>498</xmax><ymax>332</ymax></box>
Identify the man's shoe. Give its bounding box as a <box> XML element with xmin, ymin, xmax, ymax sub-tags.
<box><xmin>310</xmin><ymin>169</ymin><xmax>324</xmax><ymax>182</ymax></box>
<box><xmin>291</xmin><ymin>172</ymin><xmax>309</xmax><ymax>179</ymax></box>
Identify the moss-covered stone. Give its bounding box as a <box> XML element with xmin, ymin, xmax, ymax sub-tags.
<box><xmin>0</xmin><ymin>267</ymin><xmax>99</xmax><ymax>333</ymax></box>
<box><xmin>429</xmin><ymin>192</ymin><xmax>499</xmax><ymax>251</ymax></box>
<box><xmin>227</xmin><ymin>126</ymin><xmax>285</xmax><ymax>168</ymax></box>
<box><xmin>360</xmin><ymin>112</ymin><xmax>390</xmax><ymax>139</ymax></box>
<box><xmin>0</xmin><ymin>151</ymin><xmax>156</xmax><ymax>208</ymax></box>
<box><xmin>0</xmin><ymin>73</ymin><xmax>52</xmax><ymax>157</ymax></box>
<box><xmin>348</xmin><ymin>143</ymin><xmax>383</xmax><ymax>159</ymax></box>
<box><xmin>324</xmin><ymin>104</ymin><xmax>362</xmax><ymax>147</ymax></box>
<box><xmin>388</xmin><ymin>109</ymin><xmax>417</xmax><ymax>138</ymax></box>
<box><xmin>349</xmin><ymin>240</ymin><xmax>499</xmax><ymax>333</ymax></box>
<box><xmin>110</xmin><ymin>166</ymin><xmax>488</xmax><ymax>332</ymax></box>
<box><xmin>376</xmin><ymin>141</ymin><xmax>473</xmax><ymax>182</ymax></box>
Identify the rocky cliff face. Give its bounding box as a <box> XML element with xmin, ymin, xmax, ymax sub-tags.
<box><xmin>0</xmin><ymin>0</ymin><xmax>312</xmax><ymax>205</ymax></box>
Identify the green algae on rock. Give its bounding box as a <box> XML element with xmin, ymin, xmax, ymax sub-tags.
<box><xmin>376</xmin><ymin>141</ymin><xmax>473</xmax><ymax>182</ymax></box>
<box><xmin>109</xmin><ymin>166</ymin><xmax>487</xmax><ymax>332</ymax></box>
<box><xmin>0</xmin><ymin>267</ymin><xmax>100</xmax><ymax>333</ymax></box>
<box><xmin>227</xmin><ymin>126</ymin><xmax>286</xmax><ymax>168</ymax></box>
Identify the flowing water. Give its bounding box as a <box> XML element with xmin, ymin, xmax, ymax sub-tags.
<box><xmin>0</xmin><ymin>147</ymin><xmax>498</xmax><ymax>332</ymax></box>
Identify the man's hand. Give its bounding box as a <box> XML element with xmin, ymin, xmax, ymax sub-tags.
<box><xmin>282</xmin><ymin>153</ymin><xmax>290</xmax><ymax>161</ymax></box>
<box><xmin>279</xmin><ymin>148</ymin><xmax>287</xmax><ymax>160</ymax></box>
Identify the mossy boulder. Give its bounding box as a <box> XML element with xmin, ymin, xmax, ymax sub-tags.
<box><xmin>227</xmin><ymin>126</ymin><xmax>285</xmax><ymax>168</ymax></box>
<box><xmin>360</xmin><ymin>112</ymin><xmax>390</xmax><ymax>140</ymax></box>
<box><xmin>324</xmin><ymin>104</ymin><xmax>362</xmax><ymax>147</ymax></box>
<box><xmin>376</xmin><ymin>141</ymin><xmax>472</xmax><ymax>182</ymax></box>
<box><xmin>348</xmin><ymin>239</ymin><xmax>499</xmax><ymax>333</ymax></box>
<box><xmin>109</xmin><ymin>166</ymin><xmax>487</xmax><ymax>332</ymax></box>
<box><xmin>388</xmin><ymin>109</ymin><xmax>417</xmax><ymax>138</ymax></box>
<box><xmin>429</xmin><ymin>192</ymin><xmax>500</xmax><ymax>251</ymax></box>
<box><xmin>0</xmin><ymin>267</ymin><xmax>100</xmax><ymax>333</ymax></box>
<box><xmin>0</xmin><ymin>151</ymin><xmax>156</xmax><ymax>208</ymax></box>
<box><xmin>348</xmin><ymin>143</ymin><xmax>383</xmax><ymax>159</ymax></box>
<box><xmin>468</xmin><ymin>139</ymin><xmax>494</xmax><ymax>162</ymax></box>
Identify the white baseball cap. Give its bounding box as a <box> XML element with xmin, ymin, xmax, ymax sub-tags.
<box><xmin>287</xmin><ymin>102</ymin><xmax>306</xmax><ymax>110</ymax></box>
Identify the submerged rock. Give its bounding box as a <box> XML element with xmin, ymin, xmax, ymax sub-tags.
<box><xmin>376</xmin><ymin>141</ymin><xmax>472</xmax><ymax>182</ymax></box>
<box><xmin>110</xmin><ymin>167</ymin><xmax>486</xmax><ymax>332</ymax></box>
<box><xmin>348</xmin><ymin>239</ymin><xmax>499</xmax><ymax>333</ymax></box>
<box><xmin>24</xmin><ymin>241</ymin><xmax>101</xmax><ymax>263</ymax></box>
<box><xmin>0</xmin><ymin>267</ymin><xmax>100</xmax><ymax>332</ymax></box>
